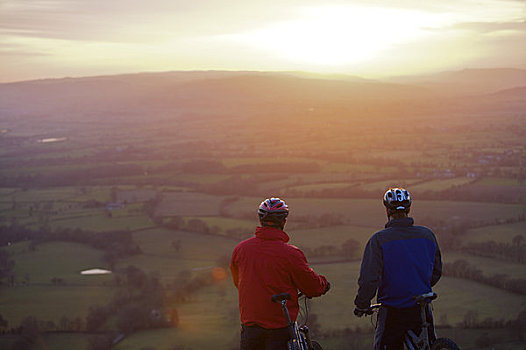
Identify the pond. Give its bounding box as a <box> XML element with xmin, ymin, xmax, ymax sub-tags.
<box><xmin>38</xmin><ymin>137</ymin><xmax>67</xmax><ymax>143</ymax></box>
<box><xmin>80</xmin><ymin>268</ymin><xmax>112</xmax><ymax>275</ymax></box>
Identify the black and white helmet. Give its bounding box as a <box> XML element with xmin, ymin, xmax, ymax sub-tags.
<box><xmin>383</xmin><ymin>188</ymin><xmax>412</xmax><ymax>213</ymax></box>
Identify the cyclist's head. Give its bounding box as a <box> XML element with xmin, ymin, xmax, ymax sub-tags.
<box><xmin>383</xmin><ymin>187</ymin><xmax>411</xmax><ymax>217</ymax></box>
<box><xmin>258</xmin><ymin>197</ymin><xmax>289</xmax><ymax>229</ymax></box>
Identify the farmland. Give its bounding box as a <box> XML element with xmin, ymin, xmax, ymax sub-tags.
<box><xmin>0</xmin><ymin>70</ymin><xmax>525</xmax><ymax>350</ymax></box>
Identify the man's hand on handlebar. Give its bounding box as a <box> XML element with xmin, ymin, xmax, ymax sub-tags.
<box><xmin>298</xmin><ymin>281</ymin><xmax>330</xmax><ymax>299</ymax></box>
<box><xmin>353</xmin><ymin>306</ymin><xmax>373</xmax><ymax>317</ymax></box>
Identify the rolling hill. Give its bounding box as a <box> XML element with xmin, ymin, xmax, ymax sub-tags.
<box><xmin>1</xmin><ymin>68</ymin><xmax>525</xmax><ymax>120</ymax></box>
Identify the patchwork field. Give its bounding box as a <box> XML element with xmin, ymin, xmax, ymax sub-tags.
<box><xmin>226</xmin><ymin>196</ymin><xmax>526</xmax><ymax>227</ymax></box>
<box><xmin>1</xmin><ymin>70</ymin><xmax>525</xmax><ymax>349</ymax></box>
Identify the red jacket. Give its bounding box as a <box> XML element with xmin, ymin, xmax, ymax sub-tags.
<box><xmin>230</xmin><ymin>226</ymin><xmax>328</xmax><ymax>329</ymax></box>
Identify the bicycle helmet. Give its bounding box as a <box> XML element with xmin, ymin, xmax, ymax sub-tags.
<box><xmin>258</xmin><ymin>197</ymin><xmax>289</xmax><ymax>227</ymax></box>
<box><xmin>383</xmin><ymin>188</ymin><xmax>411</xmax><ymax>214</ymax></box>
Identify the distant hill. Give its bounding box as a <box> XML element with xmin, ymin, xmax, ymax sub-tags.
<box><xmin>0</xmin><ymin>69</ymin><xmax>524</xmax><ymax>122</ymax></box>
<box><xmin>0</xmin><ymin>71</ymin><xmax>431</xmax><ymax>118</ymax></box>
<box><xmin>389</xmin><ymin>68</ymin><xmax>526</xmax><ymax>95</ymax></box>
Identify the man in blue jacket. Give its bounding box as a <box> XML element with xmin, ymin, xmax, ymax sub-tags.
<box><xmin>354</xmin><ymin>188</ymin><xmax>442</xmax><ymax>350</ymax></box>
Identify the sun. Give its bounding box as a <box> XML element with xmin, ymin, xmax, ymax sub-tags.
<box><xmin>228</xmin><ymin>5</ymin><xmax>447</xmax><ymax>66</ymax></box>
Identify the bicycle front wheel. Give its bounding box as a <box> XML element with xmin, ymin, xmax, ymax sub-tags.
<box><xmin>310</xmin><ymin>340</ymin><xmax>323</xmax><ymax>350</ymax></box>
<box><xmin>431</xmin><ymin>338</ymin><xmax>460</xmax><ymax>350</ymax></box>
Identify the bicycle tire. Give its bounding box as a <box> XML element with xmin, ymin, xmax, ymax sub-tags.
<box><xmin>310</xmin><ymin>340</ymin><xmax>323</xmax><ymax>350</ymax></box>
<box><xmin>431</xmin><ymin>337</ymin><xmax>460</xmax><ymax>350</ymax></box>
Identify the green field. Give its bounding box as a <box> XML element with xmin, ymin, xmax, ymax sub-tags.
<box><xmin>116</xmin><ymin>228</ymin><xmax>238</xmax><ymax>283</ymax></box>
<box><xmin>221</xmin><ymin>156</ymin><xmax>320</xmax><ymax>168</ymax></box>
<box><xmin>0</xmin><ymin>241</ymin><xmax>114</xmax><ymax>326</ymax></box>
<box><xmin>478</xmin><ymin>177</ymin><xmax>526</xmax><ymax>186</ymax></box>
<box><xmin>409</xmin><ymin>177</ymin><xmax>475</xmax><ymax>192</ymax></box>
<box><xmin>116</xmin><ymin>188</ymin><xmax>158</xmax><ymax>203</ymax></box>
<box><xmin>433</xmin><ymin>276</ymin><xmax>526</xmax><ymax>324</ymax></box>
<box><xmin>7</xmin><ymin>241</ymin><xmax>110</xmax><ymax>285</ymax></box>
<box><xmin>309</xmin><ymin>262</ymin><xmax>526</xmax><ymax>329</ymax></box>
<box><xmin>9</xmin><ymin>187</ymin><xmax>81</xmax><ymax>202</ymax></box>
<box><xmin>463</xmin><ymin>222</ymin><xmax>526</xmax><ymax>244</ymax></box>
<box><xmin>360</xmin><ymin>178</ymin><xmax>422</xmax><ymax>191</ymax></box>
<box><xmin>155</xmin><ymin>192</ymin><xmax>229</xmax><ymax>217</ymax></box>
<box><xmin>35</xmin><ymin>333</ymin><xmax>90</xmax><ymax>350</ymax></box>
<box><xmin>49</xmin><ymin>212</ymin><xmax>154</xmax><ymax>232</ymax></box>
<box><xmin>0</xmin><ymin>188</ymin><xmax>18</xmax><ymax>196</ymax></box>
<box><xmin>183</xmin><ymin>216</ymin><xmax>254</xmax><ymax>234</ymax></box>
<box><xmin>285</xmin><ymin>182</ymin><xmax>357</xmax><ymax>193</ymax></box>
<box><xmin>0</xmin><ymin>285</ymin><xmax>114</xmax><ymax>327</ymax></box>
<box><xmin>291</xmin><ymin>224</ymin><xmax>375</xmax><ymax>251</ymax></box>
<box><xmin>114</xmin><ymin>326</ymin><xmax>238</xmax><ymax>350</ymax></box>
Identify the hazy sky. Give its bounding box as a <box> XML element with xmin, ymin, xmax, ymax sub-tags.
<box><xmin>1</xmin><ymin>0</ymin><xmax>525</xmax><ymax>82</ymax></box>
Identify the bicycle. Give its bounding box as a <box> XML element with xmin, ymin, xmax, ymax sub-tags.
<box><xmin>271</xmin><ymin>292</ymin><xmax>324</xmax><ymax>350</ymax></box>
<box><xmin>368</xmin><ymin>292</ymin><xmax>459</xmax><ymax>350</ymax></box>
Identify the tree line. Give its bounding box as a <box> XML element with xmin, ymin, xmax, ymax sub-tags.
<box><xmin>0</xmin><ymin>163</ymin><xmax>144</xmax><ymax>188</ymax></box>
<box><xmin>444</xmin><ymin>259</ymin><xmax>526</xmax><ymax>295</ymax></box>
<box><xmin>462</xmin><ymin>237</ymin><xmax>526</xmax><ymax>264</ymax></box>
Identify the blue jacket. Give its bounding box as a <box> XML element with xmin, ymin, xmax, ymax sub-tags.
<box><xmin>354</xmin><ymin>217</ymin><xmax>442</xmax><ymax>309</ymax></box>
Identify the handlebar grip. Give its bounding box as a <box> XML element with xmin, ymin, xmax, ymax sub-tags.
<box><xmin>324</xmin><ymin>281</ymin><xmax>331</xmax><ymax>294</ymax></box>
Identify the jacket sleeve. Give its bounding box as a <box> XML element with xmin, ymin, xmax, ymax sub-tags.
<box><xmin>230</xmin><ymin>247</ymin><xmax>239</xmax><ymax>288</ymax></box>
<box><xmin>354</xmin><ymin>234</ymin><xmax>383</xmax><ymax>309</ymax></box>
<box><xmin>431</xmin><ymin>234</ymin><xmax>442</xmax><ymax>287</ymax></box>
<box><xmin>289</xmin><ymin>248</ymin><xmax>328</xmax><ymax>297</ymax></box>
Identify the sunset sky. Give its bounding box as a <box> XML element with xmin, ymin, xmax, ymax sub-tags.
<box><xmin>1</xmin><ymin>0</ymin><xmax>525</xmax><ymax>82</ymax></box>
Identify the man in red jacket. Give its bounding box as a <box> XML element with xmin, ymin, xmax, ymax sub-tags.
<box><xmin>230</xmin><ymin>197</ymin><xmax>329</xmax><ymax>350</ymax></box>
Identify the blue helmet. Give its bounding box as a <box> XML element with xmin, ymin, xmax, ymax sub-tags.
<box><xmin>383</xmin><ymin>188</ymin><xmax>411</xmax><ymax>213</ymax></box>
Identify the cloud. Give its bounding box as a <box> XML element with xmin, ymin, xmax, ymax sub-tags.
<box><xmin>0</xmin><ymin>43</ymin><xmax>50</xmax><ymax>57</ymax></box>
<box><xmin>0</xmin><ymin>36</ymin><xmax>52</xmax><ymax>57</ymax></box>
<box><xmin>0</xmin><ymin>0</ymin><xmax>301</xmax><ymax>43</ymax></box>
<box><xmin>1</xmin><ymin>0</ymin><xmax>524</xmax><ymax>43</ymax></box>
<box><xmin>434</xmin><ymin>19</ymin><xmax>526</xmax><ymax>69</ymax></box>
<box><xmin>1</xmin><ymin>0</ymin><xmax>525</xmax><ymax>82</ymax></box>
<box><xmin>0</xmin><ymin>0</ymin><xmax>191</xmax><ymax>43</ymax></box>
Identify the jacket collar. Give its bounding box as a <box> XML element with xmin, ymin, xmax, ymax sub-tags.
<box><xmin>255</xmin><ymin>226</ymin><xmax>290</xmax><ymax>243</ymax></box>
<box><xmin>385</xmin><ymin>217</ymin><xmax>414</xmax><ymax>228</ymax></box>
